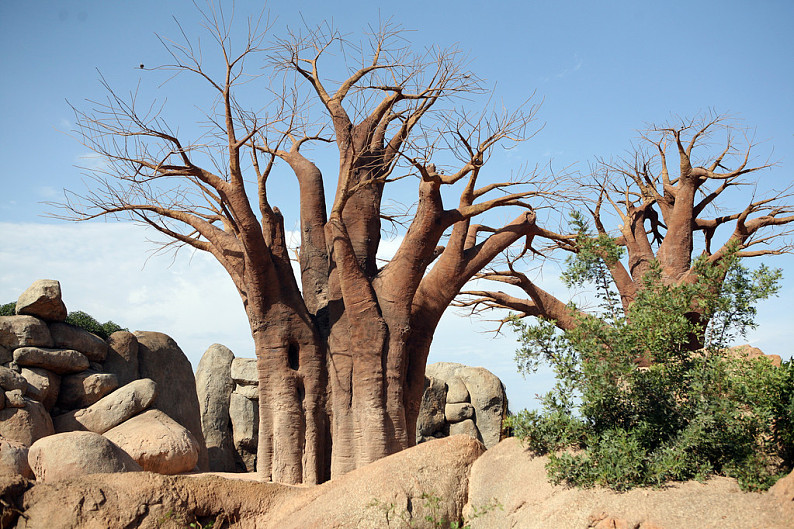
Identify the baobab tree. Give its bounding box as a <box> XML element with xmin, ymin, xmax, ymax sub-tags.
<box><xmin>461</xmin><ymin>113</ymin><xmax>794</xmax><ymax>345</ymax></box>
<box><xmin>56</xmin><ymin>10</ymin><xmax>567</xmax><ymax>484</ymax></box>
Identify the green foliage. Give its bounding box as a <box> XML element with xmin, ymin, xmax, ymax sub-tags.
<box><xmin>506</xmin><ymin>215</ymin><xmax>792</xmax><ymax>491</ymax></box>
<box><xmin>64</xmin><ymin>310</ymin><xmax>126</xmax><ymax>340</ymax></box>
<box><xmin>1</xmin><ymin>301</ymin><xmax>126</xmax><ymax>340</ymax></box>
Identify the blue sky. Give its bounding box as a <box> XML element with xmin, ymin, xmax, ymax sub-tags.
<box><xmin>1</xmin><ymin>1</ymin><xmax>792</xmax><ymax>412</ymax></box>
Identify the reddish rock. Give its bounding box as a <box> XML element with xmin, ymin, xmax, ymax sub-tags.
<box><xmin>28</xmin><ymin>431</ymin><xmax>141</xmax><ymax>483</ymax></box>
<box><xmin>53</xmin><ymin>378</ymin><xmax>157</xmax><ymax>434</ymax></box>
<box><xmin>20</xmin><ymin>367</ymin><xmax>60</xmax><ymax>411</ymax></box>
<box><xmin>104</xmin><ymin>409</ymin><xmax>200</xmax><ymax>475</ymax></box>
<box><xmin>103</xmin><ymin>331</ymin><xmax>139</xmax><ymax>386</ymax></box>
<box><xmin>0</xmin><ymin>316</ymin><xmax>53</xmax><ymax>350</ymax></box>
<box><xmin>0</xmin><ymin>398</ymin><xmax>54</xmax><ymax>447</ymax></box>
<box><xmin>15</xmin><ymin>280</ymin><xmax>67</xmax><ymax>322</ymax></box>
<box><xmin>13</xmin><ymin>347</ymin><xmax>89</xmax><ymax>375</ymax></box>
<box><xmin>49</xmin><ymin>323</ymin><xmax>108</xmax><ymax>363</ymax></box>
<box><xmin>0</xmin><ymin>437</ymin><xmax>33</xmax><ymax>478</ymax></box>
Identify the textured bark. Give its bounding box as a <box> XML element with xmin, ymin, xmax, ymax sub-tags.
<box><xmin>58</xmin><ymin>13</ymin><xmax>565</xmax><ymax>483</ymax></box>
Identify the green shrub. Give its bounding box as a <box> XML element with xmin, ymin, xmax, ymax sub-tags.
<box><xmin>507</xmin><ymin>218</ymin><xmax>793</xmax><ymax>492</ymax></box>
<box><xmin>1</xmin><ymin>301</ymin><xmax>126</xmax><ymax>340</ymax></box>
<box><xmin>65</xmin><ymin>310</ymin><xmax>126</xmax><ymax>340</ymax></box>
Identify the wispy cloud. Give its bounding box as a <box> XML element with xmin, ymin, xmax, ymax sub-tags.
<box><xmin>541</xmin><ymin>54</ymin><xmax>583</xmax><ymax>82</ymax></box>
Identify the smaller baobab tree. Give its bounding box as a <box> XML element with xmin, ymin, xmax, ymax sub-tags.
<box><xmin>463</xmin><ymin>114</ymin><xmax>794</xmax><ymax>492</ymax></box>
<box><xmin>461</xmin><ymin>113</ymin><xmax>794</xmax><ymax>350</ymax></box>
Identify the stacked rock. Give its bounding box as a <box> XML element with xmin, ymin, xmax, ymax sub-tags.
<box><xmin>416</xmin><ymin>362</ymin><xmax>508</xmax><ymax>449</ymax></box>
<box><xmin>0</xmin><ymin>280</ymin><xmax>208</xmax><ymax>482</ymax></box>
<box><xmin>197</xmin><ymin>347</ymin><xmax>509</xmax><ymax>474</ymax></box>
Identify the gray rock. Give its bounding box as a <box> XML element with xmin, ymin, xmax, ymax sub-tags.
<box><xmin>15</xmin><ymin>280</ymin><xmax>67</xmax><ymax>322</ymax></box>
<box><xmin>416</xmin><ymin>376</ymin><xmax>447</xmax><ymax>440</ymax></box>
<box><xmin>229</xmin><ymin>390</ymin><xmax>258</xmax><ymax>472</ymax></box>
<box><xmin>0</xmin><ymin>365</ymin><xmax>28</xmax><ymax>392</ymax></box>
<box><xmin>0</xmin><ymin>437</ymin><xmax>33</xmax><ymax>478</ymax></box>
<box><xmin>195</xmin><ymin>343</ymin><xmax>236</xmax><ymax>472</ymax></box>
<box><xmin>0</xmin><ymin>344</ymin><xmax>10</xmax><ymax>364</ymax></box>
<box><xmin>0</xmin><ymin>315</ymin><xmax>53</xmax><ymax>349</ymax></box>
<box><xmin>135</xmin><ymin>331</ymin><xmax>208</xmax><ymax>471</ymax></box>
<box><xmin>233</xmin><ymin>383</ymin><xmax>259</xmax><ymax>400</ymax></box>
<box><xmin>0</xmin><ymin>397</ymin><xmax>54</xmax><ymax>446</ymax></box>
<box><xmin>446</xmin><ymin>376</ymin><xmax>470</xmax><ymax>404</ymax></box>
<box><xmin>103</xmin><ymin>331</ymin><xmax>139</xmax><ymax>386</ymax></box>
<box><xmin>5</xmin><ymin>389</ymin><xmax>25</xmax><ymax>408</ymax></box>
<box><xmin>13</xmin><ymin>346</ymin><xmax>89</xmax><ymax>374</ymax></box>
<box><xmin>449</xmin><ymin>418</ymin><xmax>481</xmax><ymax>442</ymax></box>
<box><xmin>52</xmin><ymin>378</ymin><xmax>157</xmax><ymax>434</ymax></box>
<box><xmin>425</xmin><ymin>362</ymin><xmax>507</xmax><ymax>449</ymax></box>
<box><xmin>445</xmin><ymin>402</ymin><xmax>475</xmax><ymax>423</ymax></box>
<box><xmin>230</xmin><ymin>357</ymin><xmax>258</xmax><ymax>385</ymax></box>
<box><xmin>58</xmin><ymin>370</ymin><xmax>119</xmax><ymax>409</ymax></box>
<box><xmin>105</xmin><ymin>409</ymin><xmax>200</xmax><ymax>475</ymax></box>
<box><xmin>28</xmin><ymin>431</ymin><xmax>141</xmax><ymax>483</ymax></box>
<box><xmin>20</xmin><ymin>367</ymin><xmax>60</xmax><ymax>410</ymax></box>
<box><xmin>49</xmin><ymin>322</ymin><xmax>108</xmax><ymax>362</ymax></box>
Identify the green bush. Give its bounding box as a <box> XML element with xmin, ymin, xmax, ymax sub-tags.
<box><xmin>1</xmin><ymin>301</ymin><xmax>126</xmax><ymax>340</ymax></box>
<box><xmin>507</xmin><ymin>217</ymin><xmax>793</xmax><ymax>492</ymax></box>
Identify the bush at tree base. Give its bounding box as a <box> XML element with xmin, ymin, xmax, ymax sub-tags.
<box><xmin>506</xmin><ymin>215</ymin><xmax>794</xmax><ymax>491</ymax></box>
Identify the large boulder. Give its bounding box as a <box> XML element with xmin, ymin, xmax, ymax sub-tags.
<box><xmin>464</xmin><ymin>437</ymin><xmax>790</xmax><ymax>529</ymax></box>
<box><xmin>15</xmin><ymin>280</ymin><xmax>67</xmax><ymax>322</ymax></box>
<box><xmin>20</xmin><ymin>367</ymin><xmax>60</xmax><ymax>411</ymax></box>
<box><xmin>0</xmin><ymin>398</ymin><xmax>53</xmax><ymax>447</ymax></box>
<box><xmin>0</xmin><ymin>316</ymin><xmax>53</xmax><ymax>350</ymax></box>
<box><xmin>195</xmin><ymin>343</ymin><xmax>236</xmax><ymax>472</ymax></box>
<box><xmin>0</xmin><ymin>437</ymin><xmax>33</xmax><ymax>478</ymax></box>
<box><xmin>104</xmin><ymin>409</ymin><xmax>200</xmax><ymax>475</ymax></box>
<box><xmin>102</xmin><ymin>330</ymin><xmax>139</xmax><ymax>386</ymax></box>
<box><xmin>13</xmin><ymin>435</ymin><xmax>484</xmax><ymax>528</ymax></box>
<box><xmin>27</xmin><ymin>431</ymin><xmax>141</xmax><ymax>483</ymax></box>
<box><xmin>425</xmin><ymin>362</ymin><xmax>507</xmax><ymax>449</ymax></box>
<box><xmin>13</xmin><ymin>347</ymin><xmax>89</xmax><ymax>375</ymax></box>
<box><xmin>53</xmin><ymin>378</ymin><xmax>157</xmax><ymax>434</ymax></box>
<box><xmin>229</xmin><ymin>389</ymin><xmax>258</xmax><ymax>472</ymax></box>
<box><xmin>728</xmin><ymin>344</ymin><xmax>782</xmax><ymax>368</ymax></box>
<box><xmin>135</xmin><ymin>331</ymin><xmax>208</xmax><ymax>471</ymax></box>
<box><xmin>769</xmin><ymin>468</ymin><xmax>794</xmax><ymax>514</ymax></box>
<box><xmin>48</xmin><ymin>323</ymin><xmax>108</xmax><ymax>363</ymax></box>
<box><xmin>57</xmin><ymin>369</ymin><xmax>118</xmax><ymax>409</ymax></box>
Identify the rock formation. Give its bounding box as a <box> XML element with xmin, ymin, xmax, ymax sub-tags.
<box><xmin>0</xmin><ymin>279</ymin><xmax>209</xmax><ymax>485</ymax></box>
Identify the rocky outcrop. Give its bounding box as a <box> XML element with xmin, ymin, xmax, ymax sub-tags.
<box><xmin>464</xmin><ymin>437</ymin><xmax>790</xmax><ymax>529</ymax></box>
<box><xmin>196</xmin><ymin>343</ymin><xmax>236</xmax><ymax>472</ymax></box>
<box><xmin>13</xmin><ymin>435</ymin><xmax>484</xmax><ymax>529</ymax></box>
<box><xmin>136</xmin><ymin>331</ymin><xmax>209</xmax><ymax>471</ymax></box>
<box><xmin>104</xmin><ymin>409</ymin><xmax>200</xmax><ymax>474</ymax></box>
<box><xmin>15</xmin><ymin>280</ymin><xmax>67</xmax><ymax>322</ymax></box>
<box><xmin>0</xmin><ymin>280</ymin><xmax>209</xmax><ymax>483</ymax></box>
<box><xmin>419</xmin><ymin>362</ymin><xmax>508</xmax><ymax>448</ymax></box>
<box><xmin>27</xmin><ymin>431</ymin><xmax>141</xmax><ymax>483</ymax></box>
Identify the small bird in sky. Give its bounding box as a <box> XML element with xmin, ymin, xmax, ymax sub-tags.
<box><xmin>139</xmin><ymin>64</ymin><xmax>144</xmax><ymax>69</ymax></box>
